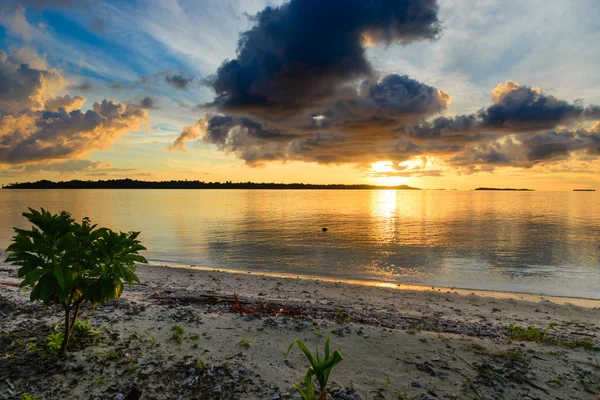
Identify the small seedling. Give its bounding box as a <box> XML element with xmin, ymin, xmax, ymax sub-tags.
<box><xmin>286</xmin><ymin>333</ymin><xmax>343</xmax><ymax>400</ymax></box>
<box><xmin>195</xmin><ymin>359</ymin><xmax>208</xmax><ymax>374</ymax></box>
<box><xmin>46</xmin><ymin>332</ymin><xmax>64</xmax><ymax>356</ymax></box>
<box><xmin>335</xmin><ymin>309</ymin><xmax>352</xmax><ymax>324</ymax></box>
<box><xmin>170</xmin><ymin>325</ymin><xmax>184</xmax><ymax>346</ymax></box>
<box><xmin>240</xmin><ymin>339</ymin><xmax>251</xmax><ymax>348</ymax></box>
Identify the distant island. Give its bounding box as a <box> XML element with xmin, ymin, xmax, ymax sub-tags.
<box><xmin>2</xmin><ymin>179</ymin><xmax>421</xmax><ymax>190</ymax></box>
<box><xmin>573</xmin><ymin>189</ymin><xmax>596</xmax><ymax>192</ymax></box>
<box><xmin>474</xmin><ymin>187</ymin><xmax>535</xmax><ymax>191</ymax></box>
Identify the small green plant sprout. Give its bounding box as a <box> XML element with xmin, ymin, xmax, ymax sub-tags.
<box><xmin>286</xmin><ymin>333</ymin><xmax>343</xmax><ymax>400</ymax></box>
<box><xmin>170</xmin><ymin>324</ymin><xmax>184</xmax><ymax>346</ymax></box>
<box><xmin>20</xmin><ymin>393</ymin><xmax>38</xmax><ymax>400</ymax></box>
<box><xmin>73</xmin><ymin>319</ymin><xmax>99</xmax><ymax>338</ymax></box>
<box><xmin>6</xmin><ymin>208</ymin><xmax>147</xmax><ymax>356</ymax></box>
<box><xmin>240</xmin><ymin>339</ymin><xmax>251</xmax><ymax>348</ymax></box>
<box><xmin>335</xmin><ymin>309</ymin><xmax>352</xmax><ymax>324</ymax></box>
<box><xmin>46</xmin><ymin>332</ymin><xmax>64</xmax><ymax>355</ymax></box>
<box><xmin>195</xmin><ymin>359</ymin><xmax>208</xmax><ymax>374</ymax></box>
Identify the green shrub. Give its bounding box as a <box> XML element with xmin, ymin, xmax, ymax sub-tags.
<box><xmin>6</xmin><ymin>208</ymin><xmax>147</xmax><ymax>355</ymax></box>
<box><xmin>286</xmin><ymin>333</ymin><xmax>343</xmax><ymax>400</ymax></box>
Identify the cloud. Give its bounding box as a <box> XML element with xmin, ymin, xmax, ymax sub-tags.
<box><xmin>19</xmin><ymin>0</ymin><xmax>84</xmax><ymax>8</ymax></box>
<box><xmin>0</xmin><ymin>100</ymin><xmax>147</xmax><ymax>164</ymax></box>
<box><xmin>206</xmin><ymin>0</ymin><xmax>441</xmax><ymax>112</ymax></box>
<box><xmin>483</xmin><ymin>81</ymin><xmax>599</xmax><ymax>130</ymax></box>
<box><xmin>0</xmin><ymin>49</ymin><xmax>65</xmax><ymax>113</ymax></box>
<box><xmin>406</xmin><ymin>81</ymin><xmax>600</xmax><ymax>140</ymax></box>
<box><xmin>173</xmin><ymin>79</ymin><xmax>600</xmax><ymax>173</ymax></box>
<box><xmin>44</xmin><ymin>94</ymin><xmax>86</xmax><ymax>112</ymax></box>
<box><xmin>168</xmin><ymin>114</ymin><xmax>294</xmax><ymax>158</ymax></box>
<box><xmin>69</xmin><ymin>81</ymin><xmax>95</xmax><ymax>92</ymax></box>
<box><xmin>140</xmin><ymin>96</ymin><xmax>159</xmax><ymax>109</ymax></box>
<box><xmin>8</xmin><ymin>159</ymin><xmax>109</xmax><ymax>173</ymax></box>
<box><xmin>168</xmin><ymin>122</ymin><xmax>202</xmax><ymax>152</ymax></box>
<box><xmin>0</xmin><ymin>48</ymin><xmax>148</xmax><ymax>165</ymax></box>
<box><xmin>165</xmin><ymin>74</ymin><xmax>194</xmax><ymax>90</ymax></box>
<box><xmin>168</xmin><ymin>0</ymin><xmax>600</xmax><ymax>177</ymax></box>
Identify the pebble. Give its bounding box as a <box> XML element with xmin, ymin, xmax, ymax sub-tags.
<box><xmin>411</xmin><ymin>380</ymin><xmax>421</xmax><ymax>388</ymax></box>
<box><xmin>113</xmin><ymin>394</ymin><xmax>124</xmax><ymax>400</ymax></box>
<box><xmin>431</xmin><ymin>355</ymin><xmax>441</xmax><ymax>362</ymax></box>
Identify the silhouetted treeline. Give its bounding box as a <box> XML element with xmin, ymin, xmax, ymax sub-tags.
<box><xmin>475</xmin><ymin>187</ymin><xmax>535</xmax><ymax>191</ymax></box>
<box><xmin>2</xmin><ymin>179</ymin><xmax>421</xmax><ymax>190</ymax></box>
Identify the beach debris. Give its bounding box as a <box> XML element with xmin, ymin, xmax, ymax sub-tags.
<box><xmin>182</xmin><ymin>374</ymin><xmax>199</xmax><ymax>388</ymax></box>
<box><xmin>322</xmin><ymin>227</ymin><xmax>328</xmax><ymax>232</ymax></box>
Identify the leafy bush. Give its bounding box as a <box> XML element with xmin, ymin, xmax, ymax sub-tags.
<box><xmin>286</xmin><ymin>333</ymin><xmax>343</xmax><ymax>400</ymax></box>
<box><xmin>6</xmin><ymin>208</ymin><xmax>147</xmax><ymax>355</ymax></box>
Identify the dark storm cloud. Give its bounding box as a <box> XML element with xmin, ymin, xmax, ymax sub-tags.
<box><xmin>178</xmin><ymin>75</ymin><xmax>600</xmax><ymax>170</ymax></box>
<box><xmin>405</xmin><ymin>81</ymin><xmax>600</xmax><ymax>139</ymax></box>
<box><xmin>206</xmin><ymin>0</ymin><xmax>441</xmax><ymax>112</ymax></box>
<box><xmin>523</xmin><ymin>130</ymin><xmax>600</xmax><ymax>162</ymax></box>
<box><xmin>303</xmin><ymin>74</ymin><xmax>452</xmax><ymax>131</ymax></box>
<box><xmin>482</xmin><ymin>81</ymin><xmax>598</xmax><ymax>130</ymax></box>
<box><xmin>171</xmin><ymin>0</ymin><xmax>600</xmax><ymax>175</ymax></box>
<box><xmin>165</xmin><ymin>74</ymin><xmax>194</xmax><ymax>90</ymax></box>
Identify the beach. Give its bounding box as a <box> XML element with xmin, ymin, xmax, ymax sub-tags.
<box><xmin>1</xmin><ymin>262</ymin><xmax>600</xmax><ymax>399</ymax></box>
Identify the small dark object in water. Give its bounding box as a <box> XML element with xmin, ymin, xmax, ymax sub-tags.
<box><xmin>322</xmin><ymin>227</ymin><xmax>328</xmax><ymax>232</ymax></box>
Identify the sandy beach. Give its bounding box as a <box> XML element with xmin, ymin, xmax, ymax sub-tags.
<box><xmin>1</xmin><ymin>261</ymin><xmax>600</xmax><ymax>400</ymax></box>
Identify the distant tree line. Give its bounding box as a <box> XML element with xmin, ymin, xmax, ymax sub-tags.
<box><xmin>2</xmin><ymin>179</ymin><xmax>421</xmax><ymax>190</ymax></box>
<box><xmin>475</xmin><ymin>187</ymin><xmax>535</xmax><ymax>191</ymax></box>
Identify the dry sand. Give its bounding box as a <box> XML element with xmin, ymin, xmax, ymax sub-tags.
<box><xmin>1</xmin><ymin>261</ymin><xmax>600</xmax><ymax>400</ymax></box>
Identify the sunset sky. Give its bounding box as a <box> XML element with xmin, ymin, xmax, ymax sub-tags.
<box><xmin>1</xmin><ymin>0</ymin><xmax>599</xmax><ymax>190</ymax></box>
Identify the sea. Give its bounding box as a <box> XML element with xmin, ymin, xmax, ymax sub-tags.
<box><xmin>1</xmin><ymin>189</ymin><xmax>598</xmax><ymax>299</ymax></box>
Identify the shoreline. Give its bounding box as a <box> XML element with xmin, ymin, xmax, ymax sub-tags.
<box><xmin>147</xmin><ymin>260</ymin><xmax>600</xmax><ymax>307</ymax></box>
<box><xmin>2</xmin><ymin>261</ymin><xmax>600</xmax><ymax>399</ymax></box>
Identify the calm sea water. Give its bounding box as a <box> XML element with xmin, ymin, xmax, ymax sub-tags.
<box><xmin>0</xmin><ymin>189</ymin><xmax>598</xmax><ymax>299</ymax></box>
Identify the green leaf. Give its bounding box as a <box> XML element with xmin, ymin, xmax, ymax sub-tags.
<box><xmin>54</xmin><ymin>263</ymin><xmax>72</xmax><ymax>290</ymax></box>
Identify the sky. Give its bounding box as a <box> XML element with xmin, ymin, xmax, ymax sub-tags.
<box><xmin>0</xmin><ymin>0</ymin><xmax>599</xmax><ymax>190</ymax></box>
